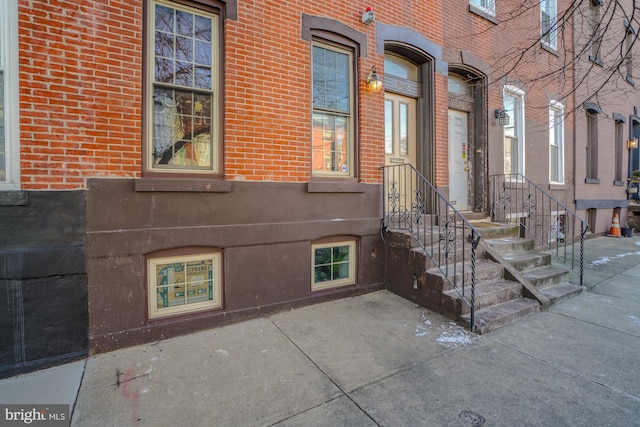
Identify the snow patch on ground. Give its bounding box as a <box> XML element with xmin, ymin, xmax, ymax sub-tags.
<box><xmin>415</xmin><ymin>312</ymin><xmax>476</xmax><ymax>347</ymax></box>
<box><xmin>436</xmin><ymin>329</ymin><xmax>474</xmax><ymax>346</ymax></box>
<box><xmin>587</xmin><ymin>251</ymin><xmax>640</xmax><ymax>266</ymax></box>
<box><xmin>627</xmin><ymin>315</ymin><xmax>640</xmax><ymax>325</ymax></box>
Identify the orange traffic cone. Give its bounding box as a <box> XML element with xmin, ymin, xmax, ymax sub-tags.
<box><xmin>607</xmin><ymin>214</ymin><xmax>622</xmax><ymax>237</ymax></box>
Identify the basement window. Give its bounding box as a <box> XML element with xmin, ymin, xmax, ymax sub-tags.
<box><xmin>148</xmin><ymin>251</ymin><xmax>222</xmax><ymax>319</ymax></box>
<box><xmin>311</xmin><ymin>240</ymin><xmax>356</xmax><ymax>291</ymax></box>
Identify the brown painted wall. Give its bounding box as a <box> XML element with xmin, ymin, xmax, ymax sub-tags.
<box><xmin>87</xmin><ymin>178</ymin><xmax>384</xmax><ymax>352</ymax></box>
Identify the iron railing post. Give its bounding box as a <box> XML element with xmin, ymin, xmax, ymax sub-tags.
<box><xmin>470</xmin><ymin>230</ymin><xmax>480</xmax><ymax>332</ymax></box>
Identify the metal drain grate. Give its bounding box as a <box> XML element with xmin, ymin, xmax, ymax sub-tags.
<box><xmin>459</xmin><ymin>410</ymin><xmax>486</xmax><ymax>426</ymax></box>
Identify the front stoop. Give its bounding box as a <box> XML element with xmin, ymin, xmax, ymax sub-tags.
<box><xmin>485</xmin><ymin>236</ymin><xmax>584</xmax><ymax>308</ymax></box>
<box><xmin>428</xmin><ymin>248</ymin><xmax>541</xmax><ymax>334</ymax></box>
<box><xmin>384</xmin><ymin>222</ymin><xmax>584</xmax><ymax>335</ymax></box>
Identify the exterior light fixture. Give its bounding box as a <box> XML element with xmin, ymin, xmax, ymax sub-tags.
<box><xmin>495</xmin><ymin>108</ymin><xmax>510</xmax><ymax>126</ymax></box>
<box><xmin>362</xmin><ymin>6</ymin><xmax>375</xmax><ymax>25</ymax></box>
<box><xmin>628</xmin><ymin>137</ymin><xmax>639</xmax><ymax>150</ymax></box>
<box><xmin>366</xmin><ymin>65</ymin><xmax>383</xmax><ymax>93</ymax></box>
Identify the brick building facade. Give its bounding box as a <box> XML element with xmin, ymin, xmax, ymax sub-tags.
<box><xmin>0</xmin><ymin>0</ymin><xmax>597</xmax><ymax>376</ymax></box>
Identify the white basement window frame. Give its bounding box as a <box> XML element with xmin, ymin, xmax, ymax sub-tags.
<box><xmin>311</xmin><ymin>240</ymin><xmax>356</xmax><ymax>291</ymax></box>
<box><xmin>148</xmin><ymin>251</ymin><xmax>222</xmax><ymax>319</ymax></box>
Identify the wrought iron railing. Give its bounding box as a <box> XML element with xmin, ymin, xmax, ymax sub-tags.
<box><xmin>490</xmin><ymin>173</ymin><xmax>589</xmax><ymax>286</ymax></box>
<box><xmin>382</xmin><ymin>164</ymin><xmax>481</xmax><ymax>330</ymax></box>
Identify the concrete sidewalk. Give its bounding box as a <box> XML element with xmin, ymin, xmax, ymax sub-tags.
<box><xmin>1</xmin><ymin>235</ymin><xmax>640</xmax><ymax>426</ymax></box>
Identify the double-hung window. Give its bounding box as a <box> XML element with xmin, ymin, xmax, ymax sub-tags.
<box><xmin>312</xmin><ymin>42</ymin><xmax>354</xmax><ymax>177</ymax></box>
<box><xmin>549</xmin><ymin>102</ymin><xmax>564</xmax><ymax>184</ymax></box>
<box><xmin>147</xmin><ymin>0</ymin><xmax>220</xmax><ymax>174</ymax></box>
<box><xmin>541</xmin><ymin>0</ymin><xmax>557</xmax><ymax>50</ymax></box>
<box><xmin>0</xmin><ymin>0</ymin><xmax>19</xmax><ymax>189</ymax></box>
<box><xmin>470</xmin><ymin>0</ymin><xmax>495</xmax><ymax>16</ymax></box>
<box><xmin>503</xmin><ymin>87</ymin><xmax>525</xmax><ymax>176</ymax></box>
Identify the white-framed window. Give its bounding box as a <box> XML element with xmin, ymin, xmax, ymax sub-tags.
<box><xmin>541</xmin><ymin>0</ymin><xmax>557</xmax><ymax>50</ymax></box>
<box><xmin>549</xmin><ymin>101</ymin><xmax>564</xmax><ymax>183</ymax></box>
<box><xmin>312</xmin><ymin>42</ymin><xmax>354</xmax><ymax>177</ymax></box>
<box><xmin>146</xmin><ymin>0</ymin><xmax>220</xmax><ymax>174</ymax></box>
<box><xmin>148</xmin><ymin>252</ymin><xmax>222</xmax><ymax>319</ymax></box>
<box><xmin>311</xmin><ymin>240</ymin><xmax>356</xmax><ymax>291</ymax></box>
<box><xmin>503</xmin><ymin>86</ymin><xmax>525</xmax><ymax>176</ymax></box>
<box><xmin>0</xmin><ymin>0</ymin><xmax>20</xmax><ymax>190</ymax></box>
<box><xmin>470</xmin><ymin>0</ymin><xmax>495</xmax><ymax>16</ymax></box>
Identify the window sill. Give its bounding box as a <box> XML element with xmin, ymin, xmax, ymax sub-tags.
<box><xmin>549</xmin><ymin>183</ymin><xmax>565</xmax><ymax>191</ymax></box>
<box><xmin>307</xmin><ymin>181</ymin><xmax>367</xmax><ymax>193</ymax></box>
<box><xmin>585</xmin><ymin>178</ymin><xmax>601</xmax><ymax>184</ymax></box>
<box><xmin>541</xmin><ymin>43</ymin><xmax>558</xmax><ymax>56</ymax></box>
<box><xmin>0</xmin><ymin>191</ymin><xmax>28</xmax><ymax>206</ymax></box>
<box><xmin>614</xmin><ymin>180</ymin><xmax>625</xmax><ymax>186</ymax></box>
<box><xmin>468</xmin><ymin>5</ymin><xmax>498</xmax><ymax>24</ymax></box>
<box><xmin>589</xmin><ymin>55</ymin><xmax>604</xmax><ymax>67</ymax></box>
<box><xmin>135</xmin><ymin>178</ymin><xmax>233</xmax><ymax>193</ymax></box>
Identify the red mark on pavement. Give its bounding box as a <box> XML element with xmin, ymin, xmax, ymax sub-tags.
<box><xmin>120</xmin><ymin>368</ymin><xmax>140</xmax><ymax>426</ymax></box>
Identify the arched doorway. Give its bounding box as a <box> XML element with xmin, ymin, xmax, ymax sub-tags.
<box><xmin>447</xmin><ymin>69</ymin><xmax>487</xmax><ymax>213</ymax></box>
<box><xmin>384</xmin><ymin>54</ymin><xmax>419</xmax><ymax>172</ymax></box>
<box><xmin>383</xmin><ymin>45</ymin><xmax>435</xmax><ymax>183</ymax></box>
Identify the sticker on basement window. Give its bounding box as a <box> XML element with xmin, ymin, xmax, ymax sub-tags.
<box><xmin>148</xmin><ymin>252</ymin><xmax>222</xmax><ymax>319</ymax></box>
<box><xmin>341</xmin><ymin>164</ymin><xmax>348</xmax><ymax>172</ymax></box>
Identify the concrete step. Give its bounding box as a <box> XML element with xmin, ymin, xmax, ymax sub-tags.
<box><xmin>467</xmin><ymin>222</ymin><xmax>519</xmax><ymax>239</ymax></box>
<box><xmin>522</xmin><ymin>266</ymin><xmax>570</xmax><ymax>289</ymax></box>
<box><xmin>384</xmin><ymin>227</ymin><xmax>471</xmax><ymax>253</ymax></box>
<box><xmin>485</xmin><ymin>236</ymin><xmax>535</xmax><ymax>256</ymax></box>
<box><xmin>541</xmin><ymin>282</ymin><xmax>584</xmax><ymax>305</ymax></box>
<box><xmin>503</xmin><ymin>252</ymin><xmax>552</xmax><ymax>271</ymax></box>
<box><xmin>463</xmin><ymin>213</ymin><xmax>491</xmax><ymax>222</ymax></box>
<box><xmin>418</xmin><ymin>245</ymin><xmax>474</xmax><ymax>270</ymax></box>
<box><xmin>383</xmin><ymin>213</ymin><xmax>439</xmax><ymax>232</ymax></box>
<box><xmin>461</xmin><ymin>298</ymin><xmax>540</xmax><ymax>334</ymax></box>
<box><xmin>442</xmin><ymin>279</ymin><xmax>523</xmax><ymax>317</ymax></box>
<box><xmin>381</xmin><ymin>229</ymin><xmax>414</xmax><ymax>249</ymax></box>
<box><xmin>426</xmin><ymin>260</ymin><xmax>504</xmax><ymax>291</ymax></box>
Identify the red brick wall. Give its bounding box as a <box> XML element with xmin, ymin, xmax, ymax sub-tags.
<box><xmin>17</xmin><ymin>0</ymin><xmax>449</xmax><ymax>189</ymax></box>
<box><xmin>223</xmin><ymin>1</ymin><xmax>444</xmax><ymax>184</ymax></box>
<box><xmin>18</xmin><ymin>0</ymin><xmax>143</xmax><ymax>190</ymax></box>
<box><xmin>442</xmin><ymin>0</ymin><xmax>575</xmax><ymax>128</ymax></box>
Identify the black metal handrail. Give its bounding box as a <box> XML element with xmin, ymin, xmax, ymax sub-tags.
<box><xmin>382</xmin><ymin>164</ymin><xmax>481</xmax><ymax>330</ymax></box>
<box><xmin>490</xmin><ymin>173</ymin><xmax>589</xmax><ymax>286</ymax></box>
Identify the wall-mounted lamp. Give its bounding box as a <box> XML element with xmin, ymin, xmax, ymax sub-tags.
<box><xmin>495</xmin><ymin>109</ymin><xmax>510</xmax><ymax>126</ymax></box>
<box><xmin>628</xmin><ymin>137</ymin><xmax>639</xmax><ymax>150</ymax></box>
<box><xmin>366</xmin><ymin>65</ymin><xmax>383</xmax><ymax>93</ymax></box>
<box><xmin>362</xmin><ymin>6</ymin><xmax>375</xmax><ymax>25</ymax></box>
